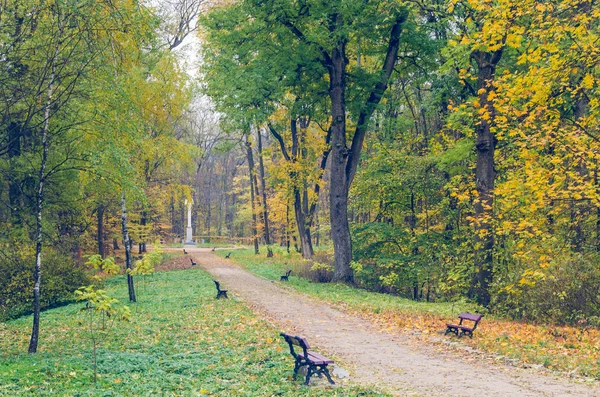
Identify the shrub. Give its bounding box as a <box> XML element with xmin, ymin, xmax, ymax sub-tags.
<box><xmin>290</xmin><ymin>258</ymin><xmax>334</xmax><ymax>283</ymax></box>
<box><xmin>493</xmin><ymin>253</ymin><xmax>600</xmax><ymax>325</ymax></box>
<box><xmin>0</xmin><ymin>251</ymin><xmax>91</xmax><ymax>321</ymax></box>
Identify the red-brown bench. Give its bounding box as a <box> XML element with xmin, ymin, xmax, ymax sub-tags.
<box><xmin>280</xmin><ymin>333</ymin><xmax>335</xmax><ymax>385</ymax></box>
<box><xmin>445</xmin><ymin>312</ymin><xmax>483</xmax><ymax>338</ymax></box>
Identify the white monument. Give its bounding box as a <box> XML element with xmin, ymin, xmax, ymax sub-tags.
<box><xmin>185</xmin><ymin>199</ymin><xmax>194</xmax><ymax>244</ymax></box>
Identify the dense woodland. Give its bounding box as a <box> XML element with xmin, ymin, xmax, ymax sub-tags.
<box><xmin>1</xmin><ymin>0</ymin><xmax>599</xmax><ymax>355</ymax></box>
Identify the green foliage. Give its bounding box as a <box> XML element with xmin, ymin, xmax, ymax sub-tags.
<box><xmin>0</xmin><ymin>251</ymin><xmax>91</xmax><ymax>322</ymax></box>
<box><xmin>86</xmin><ymin>255</ymin><xmax>120</xmax><ymax>276</ymax></box>
<box><xmin>75</xmin><ymin>286</ymin><xmax>131</xmax><ymax>322</ymax></box>
<box><xmin>129</xmin><ymin>256</ymin><xmax>156</xmax><ymax>277</ymax></box>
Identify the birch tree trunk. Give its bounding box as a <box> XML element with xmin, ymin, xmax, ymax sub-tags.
<box><xmin>121</xmin><ymin>192</ymin><xmax>136</xmax><ymax>302</ymax></box>
<box><xmin>28</xmin><ymin>24</ymin><xmax>61</xmax><ymax>353</ymax></box>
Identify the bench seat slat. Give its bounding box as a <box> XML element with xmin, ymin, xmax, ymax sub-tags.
<box><xmin>446</xmin><ymin>323</ymin><xmax>475</xmax><ymax>330</ymax></box>
<box><xmin>298</xmin><ymin>351</ymin><xmax>334</xmax><ymax>365</ymax></box>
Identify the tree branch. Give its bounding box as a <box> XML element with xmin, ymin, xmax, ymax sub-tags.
<box><xmin>267</xmin><ymin>122</ymin><xmax>290</xmax><ymax>161</ymax></box>
<box><xmin>346</xmin><ymin>11</ymin><xmax>407</xmax><ymax>185</ymax></box>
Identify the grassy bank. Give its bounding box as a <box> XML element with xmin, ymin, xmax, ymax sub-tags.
<box><xmin>0</xmin><ymin>263</ymin><xmax>389</xmax><ymax>396</ymax></box>
<box><xmin>220</xmin><ymin>248</ymin><xmax>600</xmax><ymax>381</ymax></box>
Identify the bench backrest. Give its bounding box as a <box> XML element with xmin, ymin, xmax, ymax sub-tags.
<box><xmin>458</xmin><ymin>312</ymin><xmax>483</xmax><ymax>332</ymax></box>
<box><xmin>458</xmin><ymin>312</ymin><xmax>483</xmax><ymax>322</ymax></box>
<box><xmin>280</xmin><ymin>333</ymin><xmax>310</xmax><ymax>358</ymax></box>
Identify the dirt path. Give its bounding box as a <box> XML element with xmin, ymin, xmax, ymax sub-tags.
<box><xmin>179</xmin><ymin>248</ymin><xmax>599</xmax><ymax>396</ymax></box>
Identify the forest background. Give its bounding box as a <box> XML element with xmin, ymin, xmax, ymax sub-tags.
<box><xmin>0</xmin><ymin>0</ymin><xmax>599</xmax><ymax>353</ymax></box>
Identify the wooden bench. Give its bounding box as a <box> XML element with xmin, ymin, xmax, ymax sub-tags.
<box><xmin>445</xmin><ymin>312</ymin><xmax>483</xmax><ymax>338</ymax></box>
<box><xmin>190</xmin><ymin>257</ymin><xmax>196</xmax><ymax>266</ymax></box>
<box><xmin>213</xmin><ymin>280</ymin><xmax>228</xmax><ymax>299</ymax></box>
<box><xmin>280</xmin><ymin>333</ymin><xmax>334</xmax><ymax>385</ymax></box>
<box><xmin>280</xmin><ymin>269</ymin><xmax>292</xmax><ymax>281</ymax></box>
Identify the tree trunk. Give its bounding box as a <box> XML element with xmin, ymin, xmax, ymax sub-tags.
<box><xmin>472</xmin><ymin>49</ymin><xmax>503</xmax><ymax>307</ymax></box>
<box><xmin>252</xmin><ymin>158</ymin><xmax>265</xmax><ymax>245</ymax></box>
<box><xmin>286</xmin><ymin>201</ymin><xmax>291</xmax><ymax>253</ymax></box>
<box><xmin>326</xmin><ymin>14</ymin><xmax>405</xmax><ymax>283</ymax></box>
<box><xmin>28</xmin><ymin>36</ymin><xmax>58</xmax><ymax>353</ymax></box>
<box><xmin>206</xmin><ymin>162</ymin><xmax>213</xmax><ymax>237</ymax></box>
<box><xmin>170</xmin><ymin>193</ymin><xmax>176</xmax><ymax>240</ymax></box>
<box><xmin>97</xmin><ymin>205</ymin><xmax>105</xmax><ymax>258</ymax></box>
<box><xmin>218</xmin><ymin>158</ymin><xmax>227</xmax><ymax>236</ymax></box>
<box><xmin>315</xmin><ymin>203</ymin><xmax>320</xmax><ymax>247</ymax></box>
<box><xmin>245</xmin><ymin>134</ymin><xmax>260</xmax><ymax>254</ymax></box>
<box><xmin>121</xmin><ymin>192</ymin><xmax>136</xmax><ymax>302</ymax></box>
<box><xmin>226</xmin><ymin>162</ymin><xmax>238</xmax><ymax>238</ymax></box>
<box><xmin>328</xmin><ymin>41</ymin><xmax>354</xmax><ymax>283</ymax></box>
<box><xmin>139</xmin><ymin>210</ymin><xmax>147</xmax><ymax>254</ymax></box>
<box><xmin>257</xmin><ymin>129</ymin><xmax>273</xmax><ymax>257</ymax></box>
<box><xmin>268</xmin><ymin>119</ymin><xmax>328</xmax><ymax>259</ymax></box>
<box><xmin>294</xmin><ymin>189</ymin><xmax>314</xmax><ymax>258</ymax></box>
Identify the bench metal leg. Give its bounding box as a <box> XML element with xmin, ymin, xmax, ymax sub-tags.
<box><xmin>445</xmin><ymin>326</ymin><xmax>459</xmax><ymax>336</ymax></box>
<box><xmin>304</xmin><ymin>366</ymin><xmax>314</xmax><ymax>385</ymax></box>
<box><xmin>303</xmin><ymin>364</ymin><xmax>334</xmax><ymax>386</ymax></box>
<box><xmin>322</xmin><ymin>365</ymin><xmax>335</xmax><ymax>385</ymax></box>
<box><xmin>293</xmin><ymin>360</ymin><xmax>301</xmax><ymax>380</ymax></box>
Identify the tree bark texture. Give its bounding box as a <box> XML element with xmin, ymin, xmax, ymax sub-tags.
<box><xmin>28</xmin><ymin>31</ymin><xmax>59</xmax><ymax>353</ymax></box>
<box><xmin>121</xmin><ymin>192</ymin><xmax>136</xmax><ymax>303</ymax></box>
<box><xmin>257</xmin><ymin>129</ymin><xmax>273</xmax><ymax>257</ymax></box>
<box><xmin>328</xmin><ymin>40</ymin><xmax>354</xmax><ymax>283</ymax></box>
<box><xmin>327</xmin><ymin>14</ymin><xmax>405</xmax><ymax>282</ymax></box>
<box><xmin>139</xmin><ymin>210</ymin><xmax>147</xmax><ymax>254</ymax></box>
<box><xmin>472</xmin><ymin>49</ymin><xmax>503</xmax><ymax>307</ymax></box>
<box><xmin>245</xmin><ymin>134</ymin><xmax>260</xmax><ymax>254</ymax></box>
<box><xmin>97</xmin><ymin>205</ymin><xmax>105</xmax><ymax>258</ymax></box>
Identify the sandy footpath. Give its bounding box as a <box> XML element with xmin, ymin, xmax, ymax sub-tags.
<box><xmin>166</xmin><ymin>247</ymin><xmax>600</xmax><ymax>396</ymax></box>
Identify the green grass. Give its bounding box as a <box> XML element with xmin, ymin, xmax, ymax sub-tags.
<box><xmin>219</xmin><ymin>248</ymin><xmax>479</xmax><ymax>318</ymax></box>
<box><xmin>0</xmin><ymin>267</ymin><xmax>389</xmax><ymax>396</ymax></box>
